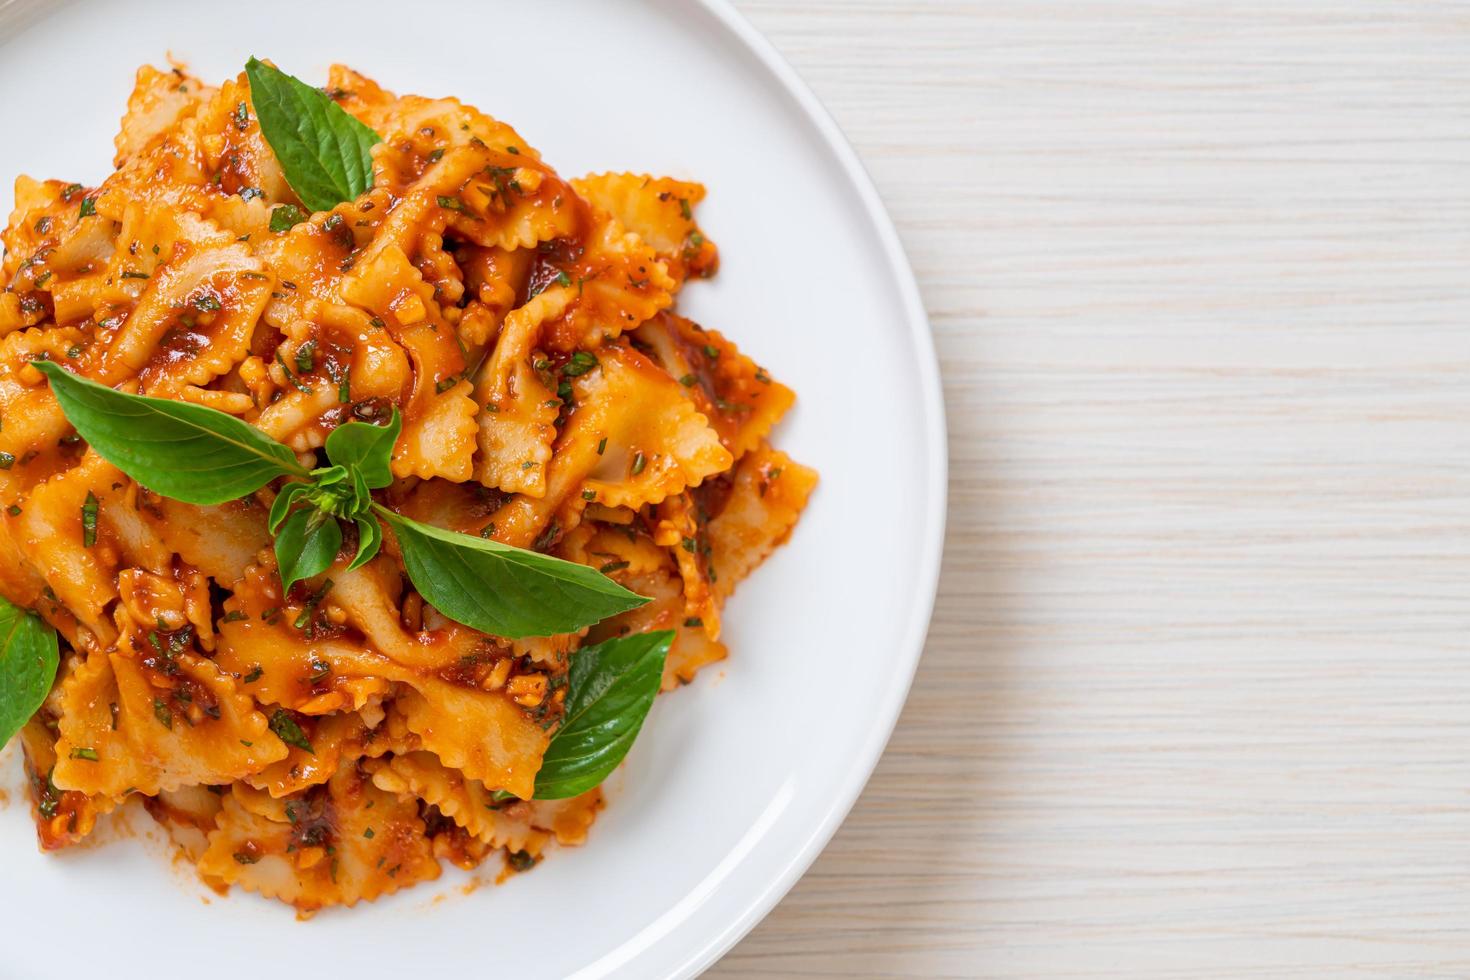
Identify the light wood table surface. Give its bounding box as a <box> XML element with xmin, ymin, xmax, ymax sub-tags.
<box><xmin>713</xmin><ymin>2</ymin><xmax>1470</xmax><ymax>976</ymax></box>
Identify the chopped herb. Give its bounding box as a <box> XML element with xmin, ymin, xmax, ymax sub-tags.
<box><xmin>81</xmin><ymin>492</ymin><xmax>98</xmax><ymax>547</ymax></box>
<box><xmin>678</xmin><ymin>373</ymin><xmax>697</xmax><ymax>387</ymax></box>
<box><xmin>238</xmin><ymin>186</ymin><xmax>264</xmax><ymax>202</ymax></box>
<box><xmin>703</xmin><ymin>345</ymin><xmax>720</xmax><ymax>360</ymax></box>
<box><xmin>33</xmin><ymin>271</ymin><xmax>52</xmax><ymax>288</ymax></box>
<box><xmin>6</xmin><ymin>506</ymin><xmax>20</xmax><ymax>517</ymax></box>
<box><xmin>120</xmin><ymin>270</ymin><xmax>150</xmax><ymax>280</ymax></box>
<box><xmin>363</xmin><ymin>827</ymin><xmax>375</xmax><ymax>839</ymax></box>
<box><xmin>562</xmin><ymin>351</ymin><xmax>598</xmax><ymax>377</ymax></box>
<box><xmin>294</xmin><ymin>339</ymin><xmax>317</xmax><ymax>373</ymax></box>
<box><xmin>66</xmin><ymin>345</ymin><xmax>82</xmax><ymax>359</ymax></box>
<box><xmin>479</xmin><ymin>523</ymin><xmax>496</xmax><ymax>539</ymax></box>
<box><xmin>194</xmin><ymin>293</ymin><xmax>222</xmax><ymax>312</ymax></box>
<box><xmin>233</xmin><ymin>851</ymin><xmax>259</xmax><ymax>865</ymax></box>
<box><xmin>506</xmin><ymin>146</ymin><xmax>520</xmax><ymax>155</ymax></box>
<box><xmin>240</xmin><ymin>739</ymin><xmax>253</xmax><ymax>747</ymax></box>
<box><xmin>436</xmin><ymin>195</ymin><xmax>467</xmax><ymax>212</ymax></box>
<box><xmin>435</xmin><ymin>377</ymin><xmax>456</xmax><ymax>393</ymax></box>
<box><xmin>62</xmin><ymin>183</ymin><xmax>83</xmax><ymax>199</ymax></box>
<box><xmin>269</xmin><ymin>710</ymin><xmax>315</xmax><ymax>754</ymax></box>
<box><xmin>0</xmin><ymin>453</ymin><xmax>15</xmax><ymax>470</ymax></box>
<box><xmin>680</xmin><ymin>536</ymin><xmax>697</xmax><ymax>553</ymax></box>
<box><xmin>506</xmin><ymin>849</ymin><xmax>539</xmax><ymax>873</ymax></box>
<box><xmin>69</xmin><ymin>747</ymin><xmax>99</xmax><ymax>762</ymax></box>
<box><xmin>274</xmin><ymin>351</ymin><xmax>312</xmax><ymax>394</ymax></box>
<box><xmin>596</xmin><ymin>437</ymin><xmax>607</xmax><ymax>456</ymax></box>
<box><xmin>369</xmin><ymin>317</ymin><xmax>384</xmax><ymax>328</ymax></box>
<box><xmin>631</xmin><ymin>451</ymin><xmax>646</xmax><ymax>476</ymax></box>
<box><xmin>34</xmin><ymin>216</ymin><xmax>51</xmax><ymax>234</ymax></box>
<box><xmin>337</xmin><ymin>364</ymin><xmax>351</xmax><ymax>402</ymax></box>
<box><xmin>534</xmin><ymin>521</ymin><xmax>560</xmax><ymax>551</ymax></box>
<box><xmin>307</xmin><ymin>658</ymin><xmax>331</xmax><ymax>682</ymax></box>
<box><xmin>754</xmin><ymin>367</ymin><xmax>771</xmax><ymax>384</ymax></box>
<box><xmin>233</xmin><ymin>101</ymin><xmax>250</xmax><ymax>131</ymax></box>
<box><xmin>683</xmin><ymin>617</ymin><xmax>703</xmax><ymax>628</ymax></box>
<box><xmin>153</xmin><ymin>697</ymin><xmax>173</xmax><ymax>730</ymax></box>
<box><xmin>599</xmin><ymin>560</ymin><xmax>629</xmax><ymax>574</ymax></box>
<box><xmin>242</xmin><ymin>664</ymin><xmax>264</xmax><ymax>684</ymax></box>
<box><xmin>224</xmin><ymin>610</ymin><xmax>249</xmax><ymax>623</ymax></box>
<box><xmin>678</xmin><ymin>197</ymin><xmax>692</xmax><ymax>220</ymax></box>
<box><xmin>427</xmin><ymin>148</ymin><xmax>445</xmax><ymax>162</ymax></box>
<box><xmin>269</xmin><ymin>204</ymin><xmax>308</xmax><ymax>233</ymax></box>
<box><xmin>582</xmin><ymin>489</ymin><xmax>596</xmax><ymax>501</ymax></box>
<box><xmin>521</xmin><ymin>460</ymin><xmax>535</xmax><ymax>471</ymax></box>
<box><xmin>79</xmin><ymin>197</ymin><xmax>97</xmax><ymax>218</ymax></box>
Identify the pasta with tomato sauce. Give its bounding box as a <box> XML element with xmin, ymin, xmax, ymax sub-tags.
<box><xmin>0</xmin><ymin>60</ymin><xmax>815</xmax><ymax>914</ymax></box>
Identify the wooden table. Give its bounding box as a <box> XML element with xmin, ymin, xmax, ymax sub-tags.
<box><xmin>713</xmin><ymin>2</ymin><xmax>1470</xmax><ymax>976</ymax></box>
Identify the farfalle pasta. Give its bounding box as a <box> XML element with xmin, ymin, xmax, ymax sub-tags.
<box><xmin>0</xmin><ymin>60</ymin><xmax>815</xmax><ymax>915</ymax></box>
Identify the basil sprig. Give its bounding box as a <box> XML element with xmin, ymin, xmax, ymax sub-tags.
<box><xmin>35</xmin><ymin>365</ymin><xmax>648</xmax><ymax>638</ymax></box>
<box><xmin>244</xmin><ymin>58</ymin><xmax>381</xmax><ymax>212</ymax></box>
<box><xmin>0</xmin><ymin>596</ymin><xmax>58</xmax><ymax>748</ymax></box>
<box><xmin>532</xmin><ymin>630</ymin><xmax>674</xmax><ymax>800</ymax></box>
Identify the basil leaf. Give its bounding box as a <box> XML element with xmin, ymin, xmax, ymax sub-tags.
<box><xmin>36</xmin><ymin>362</ymin><xmax>306</xmax><ymax>505</ymax></box>
<box><xmin>245</xmin><ymin>58</ymin><xmax>382</xmax><ymax>212</ymax></box>
<box><xmin>532</xmin><ymin>630</ymin><xmax>673</xmax><ymax>800</ymax></box>
<box><xmin>324</xmin><ymin>410</ymin><xmax>399</xmax><ymax>490</ymax></box>
<box><xmin>347</xmin><ymin>515</ymin><xmax>382</xmax><ymax>571</ymax></box>
<box><xmin>0</xmin><ymin>596</ymin><xmax>59</xmax><ymax>748</ymax></box>
<box><xmin>376</xmin><ymin>507</ymin><xmax>649</xmax><ymax>638</ymax></box>
<box><xmin>268</xmin><ymin>481</ymin><xmax>312</xmax><ymax>533</ymax></box>
<box><xmin>275</xmin><ymin>507</ymin><xmax>342</xmax><ymax>594</ymax></box>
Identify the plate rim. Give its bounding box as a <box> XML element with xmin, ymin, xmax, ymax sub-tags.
<box><xmin>669</xmin><ymin>3</ymin><xmax>949</xmax><ymax>977</ymax></box>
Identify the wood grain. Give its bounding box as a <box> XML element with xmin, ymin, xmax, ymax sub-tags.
<box><xmin>713</xmin><ymin>1</ymin><xmax>1470</xmax><ymax>976</ymax></box>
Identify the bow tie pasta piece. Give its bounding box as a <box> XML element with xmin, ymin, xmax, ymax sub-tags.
<box><xmin>482</xmin><ymin>344</ymin><xmax>732</xmax><ymax>550</ymax></box>
<box><xmin>570</xmin><ymin>173</ymin><xmax>719</xmax><ymax>287</ymax></box>
<box><xmin>198</xmin><ymin>762</ymin><xmax>440</xmax><ymax>914</ymax></box>
<box><xmin>113</xmin><ymin>64</ymin><xmax>215</xmax><ymax>169</ymax></box>
<box><xmin>17</xmin><ymin>711</ymin><xmax>118</xmax><ymax>851</ymax></box>
<box><xmin>634</xmin><ymin>312</ymin><xmax>795</xmax><ymax>462</ymax></box>
<box><xmin>97</xmin><ymin>237</ymin><xmax>274</xmax><ymax>396</ymax></box>
<box><xmin>0</xmin><ymin>325</ymin><xmax>86</xmax><ymax>504</ymax></box>
<box><xmin>366</xmin><ymin>750</ymin><xmax>602</xmax><ymax>857</ymax></box>
<box><xmin>473</xmin><ymin>290</ymin><xmax>568</xmax><ymax>496</ymax></box>
<box><xmin>52</xmin><ymin>648</ymin><xmax>288</xmax><ymax>799</ymax></box>
<box><xmin>704</xmin><ymin>444</ymin><xmax>818</xmax><ymax>604</ymax></box>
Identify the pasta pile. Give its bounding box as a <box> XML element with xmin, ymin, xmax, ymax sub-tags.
<box><xmin>0</xmin><ymin>62</ymin><xmax>815</xmax><ymax>913</ymax></box>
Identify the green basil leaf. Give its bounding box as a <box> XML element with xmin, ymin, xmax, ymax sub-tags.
<box><xmin>36</xmin><ymin>361</ymin><xmax>305</xmax><ymax>505</ymax></box>
<box><xmin>0</xmin><ymin>596</ymin><xmax>59</xmax><ymax>748</ymax></box>
<box><xmin>324</xmin><ymin>410</ymin><xmax>399</xmax><ymax>490</ymax></box>
<box><xmin>275</xmin><ymin>507</ymin><xmax>342</xmax><ymax>594</ymax></box>
<box><xmin>376</xmin><ymin>507</ymin><xmax>649</xmax><ymax>638</ymax></box>
<box><xmin>268</xmin><ymin>481</ymin><xmax>312</xmax><ymax>533</ymax></box>
<box><xmin>245</xmin><ymin>58</ymin><xmax>382</xmax><ymax>212</ymax></box>
<box><xmin>347</xmin><ymin>514</ymin><xmax>382</xmax><ymax>571</ymax></box>
<box><xmin>532</xmin><ymin>630</ymin><xmax>673</xmax><ymax>800</ymax></box>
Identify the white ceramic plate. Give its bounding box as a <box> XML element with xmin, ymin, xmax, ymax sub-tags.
<box><xmin>0</xmin><ymin>1</ymin><xmax>944</xmax><ymax>976</ymax></box>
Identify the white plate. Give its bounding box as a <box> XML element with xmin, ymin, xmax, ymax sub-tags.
<box><xmin>0</xmin><ymin>1</ymin><xmax>945</xmax><ymax>976</ymax></box>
